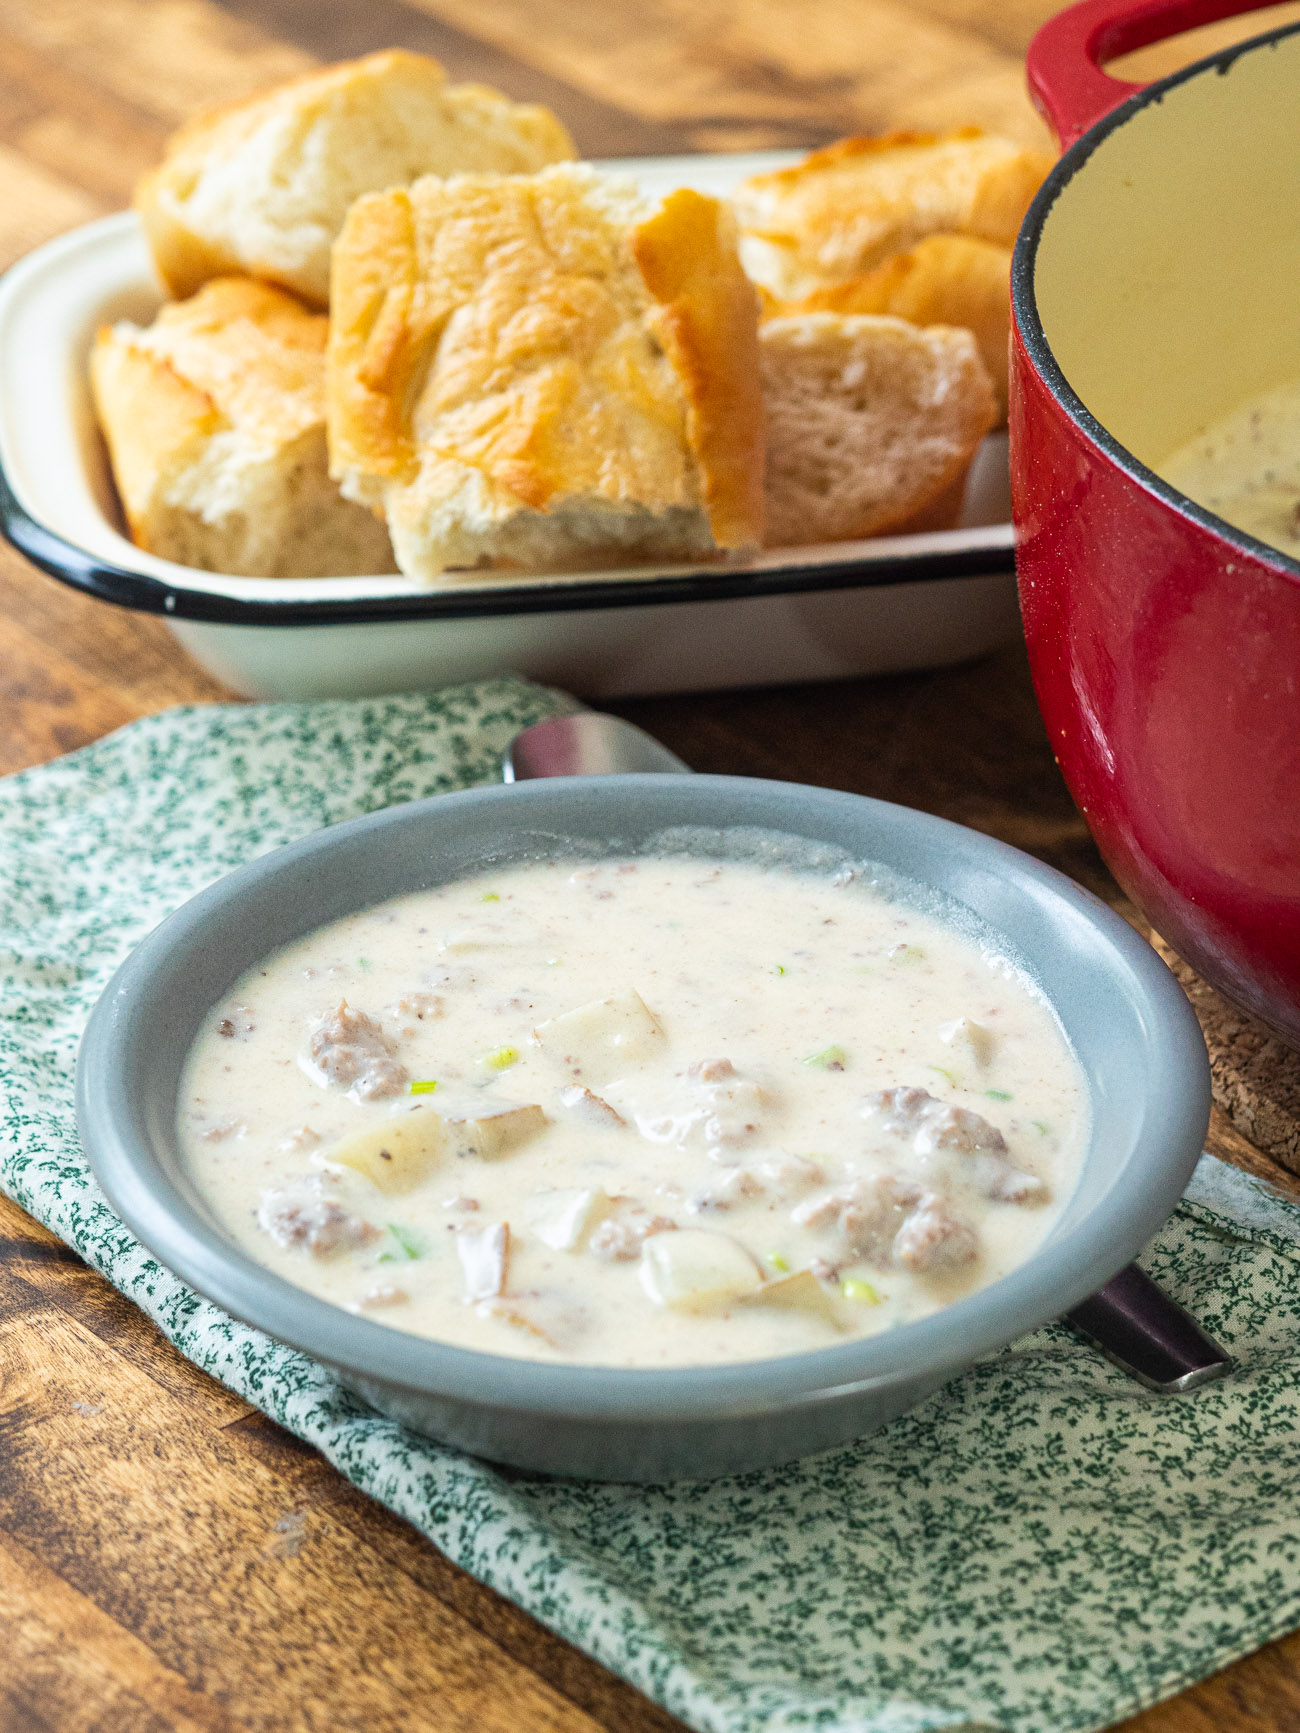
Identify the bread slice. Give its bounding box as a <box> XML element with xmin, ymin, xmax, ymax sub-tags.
<box><xmin>136</xmin><ymin>50</ymin><xmax>576</xmax><ymax>306</ymax></box>
<box><xmin>760</xmin><ymin>312</ymin><xmax>998</xmax><ymax>547</ymax></box>
<box><xmin>91</xmin><ymin>276</ymin><xmax>396</xmax><ymax>578</ymax></box>
<box><xmin>733</xmin><ymin>129</ymin><xmax>1051</xmax><ymax>301</ymax></box>
<box><xmin>328</xmin><ymin>162</ymin><xmax>765</xmax><ymax>581</ymax></box>
<box><xmin>778</xmin><ymin>234</ymin><xmax>1012</xmax><ymax>418</ymax></box>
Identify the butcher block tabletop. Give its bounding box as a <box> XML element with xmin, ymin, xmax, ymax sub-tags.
<box><xmin>5</xmin><ymin>1</ymin><xmax>1300</xmax><ymax>1728</ymax></box>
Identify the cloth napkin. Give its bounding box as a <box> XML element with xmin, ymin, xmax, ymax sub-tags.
<box><xmin>3</xmin><ymin>677</ymin><xmax>1300</xmax><ymax>1733</ymax></box>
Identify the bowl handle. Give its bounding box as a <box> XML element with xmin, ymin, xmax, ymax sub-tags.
<box><xmin>1028</xmin><ymin>0</ymin><xmax>1287</xmax><ymax>149</ymax></box>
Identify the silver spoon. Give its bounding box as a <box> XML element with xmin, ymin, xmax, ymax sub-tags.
<box><xmin>504</xmin><ymin>711</ymin><xmax>1233</xmax><ymax>1393</ymax></box>
<box><xmin>504</xmin><ymin>712</ymin><xmax>692</xmax><ymax>780</ymax></box>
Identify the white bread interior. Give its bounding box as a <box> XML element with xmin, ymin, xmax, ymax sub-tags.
<box><xmin>760</xmin><ymin>312</ymin><xmax>998</xmax><ymax>547</ymax></box>
<box><xmin>774</xmin><ymin>232</ymin><xmax>1013</xmax><ymax>419</ymax></box>
<box><xmin>91</xmin><ymin>276</ymin><xmax>396</xmax><ymax>579</ymax></box>
<box><xmin>136</xmin><ymin>50</ymin><xmax>577</xmax><ymax>306</ymax></box>
<box><xmin>328</xmin><ymin>162</ymin><xmax>765</xmax><ymax>582</ymax></box>
<box><xmin>734</xmin><ymin>129</ymin><xmax>1051</xmax><ymax>302</ymax></box>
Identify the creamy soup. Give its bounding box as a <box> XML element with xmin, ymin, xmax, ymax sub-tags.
<box><xmin>1160</xmin><ymin>378</ymin><xmax>1300</xmax><ymax>560</ymax></box>
<box><xmin>178</xmin><ymin>844</ymin><xmax>1087</xmax><ymax>1366</ymax></box>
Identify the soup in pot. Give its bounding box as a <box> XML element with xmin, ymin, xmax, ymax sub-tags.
<box><xmin>1160</xmin><ymin>378</ymin><xmax>1300</xmax><ymax>561</ymax></box>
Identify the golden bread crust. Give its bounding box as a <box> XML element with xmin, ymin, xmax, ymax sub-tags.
<box><xmin>128</xmin><ymin>276</ymin><xmax>329</xmax><ymax>444</ymax></box>
<box><xmin>90</xmin><ymin>332</ymin><xmax>218</xmax><ymax>539</ymax></box>
<box><xmin>324</xmin><ymin>187</ymin><xmax>426</xmax><ymax>489</ymax></box>
<box><xmin>92</xmin><ymin>276</ymin><xmax>331</xmax><ymax>540</ymax></box>
<box><xmin>734</xmin><ymin>129</ymin><xmax>1051</xmax><ymax>300</ymax></box>
<box><xmin>135</xmin><ymin>50</ymin><xmax>577</xmax><ymax>305</ymax></box>
<box><xmin>328</xmin><ymin>164</ymin><xmax>763</xmax><ymax>573</ymax></box>
<box><xmin>779</xmin><ymin>233</ymin><xmax>1012</xmax><ymax>416</ymax></box>
<box><xmin>632</xmin><ymin>189</ymin><xmax>765</xmax><ymax>549</ymax></box>
<box><xmin>91</xmin><ymin>276</ymin><xmax>395</xmax><ymax>578</ymax></box>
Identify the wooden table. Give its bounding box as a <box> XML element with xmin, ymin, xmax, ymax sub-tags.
<box><xmin>5</xmin><ymin>1</ymin><xmax>1300</xmax><ymax>1727</ymax></box>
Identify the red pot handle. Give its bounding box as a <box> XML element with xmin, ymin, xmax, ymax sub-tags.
<box><xmin>1028</xmin><ymin>0</ymin><xmax>1286</xmax><ymax>149</ymax></box>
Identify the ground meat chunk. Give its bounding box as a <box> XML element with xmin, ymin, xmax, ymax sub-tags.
<box><xmin>793</xmin><ymin>1176</ymin><xmax>922</xmax><ymax>1264</ymax></box>
<box><xmin>863</xmin><ymin>1086</ymin><xmax>1006</xmax><ymax>1156</ymax></box>
<box><xmin>688</xmin><ymin>1057</ymin><xmax>736</xmax><ymax>1084</ymax></box>
<box><xmin>705</xmin><ymin>1086</ymin><xmax>764</xmax><ymax>1146</ymax></box>
<box><xmin>258</xmin><ymin>1178</ymin><xmax>376</xmax><ymax>1258</ymax></box>
<box><xmin>893</xmin><ymin>1194</ymin><xmax>979</xmax><ymax>1273</ymax></box>
<box><xmin>864</xmin><ymin>1086</ymin><xmax>1046</xmax><ymax>1202</ymax></box>
<box><xmin>305</xmin><ymin>1000</ymin><xmax>408</xmax><ymax>1100</ymax></box>
<box><xmin>588</xmin><ymin>1208</ymin><xmax>676</xmax><ymax>1262</ymax></box>
<box><xmin>684</xmin><ymin>1060</ymin><xmax>765</xmax><ymax>1148</ymax></box>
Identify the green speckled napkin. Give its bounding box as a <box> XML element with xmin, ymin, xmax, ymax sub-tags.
<box><xmin>3</xmin><ymin>678</ymin><xmax>1300</xmax><ymax>1733</ymax></box>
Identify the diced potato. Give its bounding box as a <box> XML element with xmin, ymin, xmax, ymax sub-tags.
<box><xmin>327</xmin><ymin>1108</ymin><xmax>447</xmax><ymax>1194</ymax></box>
<box><xmin>534</xmin><ymin>990</ymin><xmax>664</xmax><ymax>1083</ymax></box>
<box><xmin>524</xmin><ymin>1187</ymin><xmax>613</xmax><ymax>1252</ymax></box>
<box><xmin>459</xmin><ymin>1101</ymin><xmax>547</xmax><ymax>1159</ymax></box>
<box><xmin>457</xmin><ymin>1223</ymin><xmax>509</xmax><ymax>1300</ymax></box>
<box><xmin>478</xmin><ymin>1288</ymin><xmax>589</xmax><ymax>1349</ymax></box>
<box><xmin>741</xmin><ymin>1270</ymin><xmax>841</xmax><ymax>1327</ymax></box>
<box><xmin>438</xmin><ymin>923</ymin><xmax>528</xmax><ymax>953</ymax></box>
<box><xmin>639</xmin><ymin>1229</ymin><xmax>762</xmax><ymax>1312</ymax></box>
<box><xmin>476</xmin><ymin>1297</ymin><xmax>555</xmax><ymax>1345</ymax></box>
<box><xmin>938</xmin><ymin>1016</ymin><xmax>996</xmax><ymax>1067</ymax></box>
<box><xmin>557</xmin><ymin>1085</ymin><xmax>626</xmax><ymax>1128</ymax></box>
<box><xmin>329</xmin><ymin>1098</ymin><xmax>546</xmax><ymax>1193</ymax></box>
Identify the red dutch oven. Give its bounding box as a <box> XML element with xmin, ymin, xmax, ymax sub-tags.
<box><xmin>1012</xmin><ymin>0</ymin><xmax>1300</xmax><ymax>1045</ymax></box>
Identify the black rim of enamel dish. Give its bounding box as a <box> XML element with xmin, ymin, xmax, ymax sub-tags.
<box><xmin>0</xmin><ymin>452</ymin><xmax>1015</xmax><ymax>627</ymax></box>
<box><xmin>1012</xmin><ymin>14</ymin><xmax>1300</xmax><ymax>586</ymax></box>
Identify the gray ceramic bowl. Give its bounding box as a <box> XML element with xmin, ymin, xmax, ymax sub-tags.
<box><xmin>77</xmin><ymin>775</ymin><xmax>1210</xmax><ymax>1482</ymax></box>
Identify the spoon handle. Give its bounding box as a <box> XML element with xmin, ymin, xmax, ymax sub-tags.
<box><xmin>503</xmin><ymin>712</ymin><xmax>692</xmax><ymax>781</ymax></box>
<box><xmin>1065</xmin><ymin>1263</ymin><xmax>1234</xmax><ymax>1392</ymax></box>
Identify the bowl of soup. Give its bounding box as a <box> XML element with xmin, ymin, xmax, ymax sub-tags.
<box><xmin>76</xmin><ymin>775</ymin><xmax>1208</xmax><ymax>1480</ymax></box>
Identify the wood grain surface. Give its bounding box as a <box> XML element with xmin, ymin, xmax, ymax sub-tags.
<box><xmin>2</xmin><ymin>1</ymin><xmax>1300</xmax><ymax>1728</ymax></box>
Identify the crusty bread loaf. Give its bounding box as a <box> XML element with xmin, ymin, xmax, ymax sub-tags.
<box><xmin>734</xmin><ymin>129</ymin><xmax>1050</xmax><ymax>301</ymax></box>
<box><xmin>136</xmin><ymin>50</ymin><xmax>576</xmax><ymax>306</ymax></box>
<box><xmin>778</xmin><ymin>233</ymin><xmax>1013</xmax><ymax>417</ymax></box>
<box><xmin>760</xmin><ymin>312</ymin><xmax>998</xmax><ymax>547</ymax></box>
<box><xmin>328</xmin><ymin>163</ymin><xmax>765</xmax><ymax>581</ymax></box>
<box><xmin>91</xmin><ymin>277</ymin><xmax>395</xmax><ymax>578</ymax></box>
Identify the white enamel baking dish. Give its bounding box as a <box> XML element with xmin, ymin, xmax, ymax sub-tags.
<box><xmin>0</xmin><ymin>150</ymin><xmax>1018</xmax><ymax>701</ymax></box>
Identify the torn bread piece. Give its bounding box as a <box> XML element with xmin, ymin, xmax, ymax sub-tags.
<box><xmin>327</xmin><ymin>163</ymin><xmax>765</xmax><ymax>580</ymax></box>
<box><xmin>136</xmin><ymin>49</ymin><xmax>576</xmax><ymax>305</ymax></box>
<box><xmin>778</xmin><ymin>234</ymin><xmax>1012</xmax><ymax>419</ymax></box>
<box><xmin>733</xmin><ymin>129</ymin><xmax>1051</xmax><ymax>302</ymax></box>
<box><xmin>760</xmin><ymin>312</ymin><xmax>998</xmax><ymax>547</ymax></box>
<box><xmin>90</xmin><ymin>276</ymin><xmax>396</xmax><ymax>578</ymax></box>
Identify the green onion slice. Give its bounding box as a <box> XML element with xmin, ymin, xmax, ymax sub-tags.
<box><xmin>802</xmin><ymin>1045</ymin><xmax>848</xmax><ymax>1071</ymax></box>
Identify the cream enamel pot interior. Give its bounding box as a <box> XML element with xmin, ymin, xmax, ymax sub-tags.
<box><xmin>1011</xmin><ymin>0</ymin><xmax>1300</xmax><ymax>1046</ymax></box>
